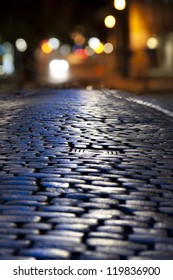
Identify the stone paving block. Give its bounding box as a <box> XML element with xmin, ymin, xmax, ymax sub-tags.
<box><xmin>0</xmin><ymin>194</ymin><xmax>47</xmax><ymax>202</ymax></box>
<box><xmin>0</xmin><ymin>178</ymin><xmax>37</xmax><ymax>185</ymax></box>
<box><xmin>65</xmin><ymin>192</ymin><xmax>96</xmax><ymax>200</ymax></box>
<box><xmin>47</xmin><ymin>230</ymin><xmax>84</xmax><ymax>238</ymax></box>
<box><xmin>96</xmin><ymin>246</ymin><xmax>134</xmax><ymax>257</ymax></box>
<box><xmin>88</xmin><ymin>231</ymin><xmax>123</xmax><ymax>240</ymax></box>
<box><xmin>0</xmin><ymin>234</ymin><xmax>17</xmax><ymax>240</ymax></box>
<box><xmin>75</xmin><ymin>184</ymin><xmax>125</xmax><ymax>194</ymax></box>
<box><xmin>47</xmin><ymin>197</ymin><xmax>79</xmax><ymax>206</ymax></box>
<box><xmin>0</xmin><ymin>256</ymin><xmax>36</xmax><ymax>260</ymax></box>
<box><xmin>128</xmin><ymin>256</ymin><xmax>153</xmax><ymax>260</ymax></box>
<box><xmin>0</xmin><ymin>185</ymin><xmax>38</xmax><ymax>191</ymax></box>
<box><xmin>26</xmin><ymin>234</ymin><xmax>81</xmax><ymax>244</ymax></box>
<box><xmin>50</xmin><ymin>217</ymin><xmax>98</xmax><ymax>225</ymax></box>
<box><xmin>154</xmin><ymin>222</ymin><xmax>173</xmax><ymax>230</ymax></box>
<box><xmin>79</xmin><ymin>251</ymin><xmax>120</xmax><ymax>260</ymax></box>
<box><xmin>125</xmin><ymin>200</ymin><xmax>157</xmax><ymax>207</ymax></box>
<box><xmin>54</xmin><ymin>223</ymin><xmax>89</xmax><ymax>232</ymax></box>
<box><xmin>0</xmin><ymin>228</ymin><xmax>39</xmax><ymax>235</ymax></box>
<box><xmin>3</xmin><ymin>210</ymin><xmax>76</xmax><ymax>219</ymax></box>
<box><xmin>91</xmin><ymin>181</ymin><xmax>119</xmax><ymax>186</ymax></box>
<box><xmin>86</xmin><ymin>238</ymin><xmax>148</xmax><ymax>251</ymax></box>
<box><xmin>109</xmin><ymin>194</ymin><xmax>146</xmax><ymax>201</ymax></box>
<box><xmin>159</xmin><ymin>207</ymin><xmax>173</xmax><ymax>214</ymax></box>
<box><xmin>133</xmin><ymin>211</ymin><xmax>167</xmax><ymax>221</ymax></box>
<box><xmin>41</xmin><ymin>205</ymin><xmax>84</xmax><ymax>214</ymax></box>
<box><xmin>0</xmin><ymin>249</ymin><xmax>15</xmax><ymax>256</ymax></box>
<box><xmin>5</xmin><ymin>200</ymin><xmax>47</xmax><ymax>207</ymax></box>
<box><xmin>41</xmin><ymin>177</ymin><xmax>85</xmax><ymax>184</ymax></box>
<box><xmin>129</xmin><ymin>234</ymin><xmax>173</xmax><ymax>244</ymax></box>
<box><xmin>121</xmin><ymin>205</ymin><xmax>155</xmax><ymax>212</ymax></box>
<box><xmin>43</xmin><ymin>188</ymin><xmax>76</xmax><ymax>195</ymax></box>
<box><xmin>0</xmin><ymin>190</ymin><xmax>34</xmax><ymax>195</ymax></box>
<box><xmin>89</xmin><ymin>197</ymin><xmax>119</xmax><ymax>205</ymax></box>
<box><xmin>104</xmin><ymin>219</ymin><xmax>148</xmax><ymax>228</ymax></box>
<box><xmin>0</xmin><ymin>222</ymin><xmax>16</xmax><ymax>228</ymax></box>
<box><xmin>0</xmin><ymin>205</ymin><xmax>36</xmax><ymax>211</ymax></box>
<box><xmin>138</xmin><ymin>250</ymin><xmax>173</xmax><ymax>259</ymax></box>
<box><xmin>96</xmin><ymin>225</ymin><xmax>124</xmax><ymax>234</ymax></box>
<box><xmin>132</xmin><ymin>228</ymin><xmax>167</xmax><ymax>235</ymax></box>
<box><xmin>0</xmin><ymin>240</ymin><xmax>30</xmax><ymax>248</ymax></box>
<box><xmin>82</xmin><ymin>209</ymin><xmax>122</xmax><ymax>219</ymax></box>
<box><xmin>20</xmin><ymin>248</ymin><xmax>70</xmax><ymax>259</ymax></box>
<box><xmin>78</xmin><ymin>202</ymin><xmax>110</xmax><ymax>209</ymax></box>
<box><xmin>155</xmin><ymin>243</ymin><xmax>173</xmax><ymax>251</ymax></box>
<box><xmin>22</xmin><ymin>223</ymin><xmax>52</xmax><ymax>230</ymax></box>
<box><xmin>65</xmin><ymin>174</ymin><xmax>113</xmax><ymax>181</ymax></box>
<box><xmin>34</xmin><ymin>242</ymin><xmax>87</xmax><ymax>254</ymax></box>
<box><xmin>0</xmin><ymin>215</ymin><xmax>41</xmax><ymax>223</ymax></box>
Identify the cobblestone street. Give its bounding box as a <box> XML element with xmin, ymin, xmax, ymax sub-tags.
<box><xmin>0</xmin><ymin>89</ymin><xmax>173</xmax><ymax>260</ymax></box>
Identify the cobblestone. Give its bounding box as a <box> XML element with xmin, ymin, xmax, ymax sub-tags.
<box><xmin>0</xmin><ymin>89</ymin><xmax>173</xmax><ymax>259</ymax></box>
<box><xmin>20</xmin><ymin>248</ymin><xmax>70</xmax><ymax>259</ymax></box>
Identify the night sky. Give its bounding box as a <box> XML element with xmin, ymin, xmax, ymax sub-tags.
<box><xmin>0</xmin><ymin>0</ymin><xmax>114</xmax><ymax>46</ymax></box>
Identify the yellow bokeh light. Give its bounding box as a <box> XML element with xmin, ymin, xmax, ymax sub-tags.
<box><xmin>129</xmin><ymin>3</ymin><xmax>150</xmax><ymax>51</ymax></box>
<box><xmin>114</xmin><ymin>0</ymin><xmax>126</xmax><ymax>10</ymax></box>
<box><xmin>94</xmin><ymin>43</ymin><xmax>104</xmax><ymax>54</ymax></box>
<box><xmin>104</xmin><ymin>15</ymin><xmax>116</xmax><ymax>28</ymax></box>
<box><xmin>41</xmin><ymin>41</ymin><xmax>52</xmax><ymax>54</ymax></box>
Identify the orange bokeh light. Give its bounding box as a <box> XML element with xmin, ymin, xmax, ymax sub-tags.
<box><xmin>41</xmin><ymin>41</ymin><xmax>53</xmax><ymax>54</ymax></box>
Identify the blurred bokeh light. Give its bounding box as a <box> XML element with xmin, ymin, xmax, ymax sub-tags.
<box><xmin>49</xmin><ymin>59</ymin><xmax>69</xmax><ymax>75</ymax></box>
<box><xmin>114</xmin><ymin>0</ymin><xmax>126</xmax><ymax>10</ymax></box>
<box><xmin>104</xmin><ymin>43</ymin><xmax>114</xmax><ymax>54</ymax></box>
<box><xmin>48</xmin><ymin>38</ymin><xmax>60</xmax><ymax>50</ymax></box>
<box><xmin>147</xmin><ymin>37</ymin><xmax>159</xmax><ymax>50</ymax></box>
<box><xmin>0</xmin><ymin>0</ymin><xmax>173</xmax><ymax>89</ymax></box>
<box><xmin>88</xmin><ymin>37</ymin><xmax>101</xmax><ymax>50</ymax></box>
<box><xmin>15</xmin><ymin>38</ymin><xmax>28</xmax><ymax>52</ymax></box>
<box><xmin>41</xmin><ymin>40</ymin><xmax>53</xmax><ymax>54</ymax></box>
<box><xmin>104</xmin><ymin>15</ymin><xmax>116</xmax><ymax>28</ymax></box>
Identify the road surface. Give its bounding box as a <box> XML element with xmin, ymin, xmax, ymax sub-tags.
<box><xmin>0</xmin><ymin>89</ymin><xmax>173</xmax><ymax>260</ymax></box>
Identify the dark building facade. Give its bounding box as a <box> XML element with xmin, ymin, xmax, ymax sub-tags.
<box><xmin>127</xmin><ymin>0</ymin><xmax>173</xmax><ymax>77</ymax></box>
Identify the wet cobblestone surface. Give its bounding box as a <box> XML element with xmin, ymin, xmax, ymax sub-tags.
<box><xmin>0</xmin><ymin>89</ymin><xmax>173</xmax><ymax>259</ymax></box>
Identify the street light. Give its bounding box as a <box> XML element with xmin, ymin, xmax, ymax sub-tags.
<box><xmin>114</xmin><ymin>0</ymin><xmax>126</xmax><ymax>11</ymax></box>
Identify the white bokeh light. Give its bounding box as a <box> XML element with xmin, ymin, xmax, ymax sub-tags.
<box><xmin>48</xmin><ymin>37</ymin><xmax>60</xmax><ymax>50</ymax></box>
<box><xmin>59</xmin><ymin>44</ymin><xmax>71</xmax><ymax>56</ymax></box>
<box><xmin>104</xmin><ymin>43</ymin><xmax>114</xmax><ymax>54</ymax></box>
<box><xmin>88</xmin><ymin>37</ymin><xmax>100</xmax><ymax>50</ymax></box>
<box><xmin>49</xmin><ymin>59</ymin><xmax>69</xmax><ymax>76</ymax></box>
<box><xmin>15</xmin><ymin>38</ymin><xmax>27</xmax><ymax>52</ymax></box>
<box><xmin>114</xmin><ymin>0</ymin><xmax>126</xmax><ymax>10</ymax></box>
